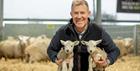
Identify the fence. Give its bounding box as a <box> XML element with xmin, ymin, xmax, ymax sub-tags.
<box><xmin>102</xmin><ymin>25</ymin><xmax>134</xmax><ymax>39</ymax></box>
<box><xmin>1</xmin><ymin>24</ymin><xmax>62</xmax><ymax>39</ymax></box>
<box><xmin>102</xmin><ymin>25</ymin><xmax>140</xmax><ymax>55</ymax></box>
<box><xmin>0</xmin><ymin>24</ymin><xmax>140</xmax><ymax>55</ymax></box>
<box><xmin>134</xmin><ymin>25</ymin><xmax>140</xmax><ymax>55</ymax></box>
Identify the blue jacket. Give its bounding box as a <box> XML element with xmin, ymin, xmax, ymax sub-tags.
<box><xmin>47</xmin><ymin>18</ymin><xmax>120</xmax><ymax>71</ymax></box>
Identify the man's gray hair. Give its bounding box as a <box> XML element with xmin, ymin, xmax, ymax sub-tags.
<box><xmin>71</xmin><ymin>0</ymin><xmax>89</xmax><ymax>10</ymax></box>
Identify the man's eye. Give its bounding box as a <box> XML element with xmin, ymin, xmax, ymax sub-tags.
<box><xmin>80</xmin><ymin>12</ymin><xmax>85</xmax><ymax>14</ymax></box>
<box><xmin>74</xmin><ymin>12</ymin><xmax>78</xmax><ymax>14</ymax></box>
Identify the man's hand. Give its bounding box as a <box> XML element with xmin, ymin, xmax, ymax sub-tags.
<box><xmin>95</xmin><ymin>60</ymin><xmax>108</xmax><ymax>67</ymax></box>
<box><xmin>55</xmin><ymin>58</ymin><xmax>63</xmax><ymax>65</ymax></box>
<box><xmin>94</xmin><ymin>58</ymin><xmax>110</xmax><ymax>67</ymax></box>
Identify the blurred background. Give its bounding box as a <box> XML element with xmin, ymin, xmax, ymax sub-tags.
<box><xmin>0</xmin><ymin>0</ymin><xmax>140</xmax><ymax>71</ymax></box>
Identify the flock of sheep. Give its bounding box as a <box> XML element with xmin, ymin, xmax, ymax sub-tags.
<box><xmin>0</xmin><ymin>35</ymin><xmax>51</xmax><ymax>63</ymax></box>
<box><xmin>0</xmin><ymin>35</ymin><xmax>134</xmax><ymax>71</ymax></box>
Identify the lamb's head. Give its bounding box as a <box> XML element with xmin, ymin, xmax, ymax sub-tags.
<box><xmin>124</xmin><ymin>38</ymin><xmax>133</xmax><ymax>48</ymax></box>
<box><xmin>60</xmin><ymin>40</ymin><xmax>79</xmax><ymax>54</ymax></box>
<box><xmin>18</xmin><ymin>35</ymin><xmax>30</xmax><ymax>47</ymax></box>
<box><xmin>81</xmin><ymin>40</ymin><xmax>102</xmax><ymax>54</ymax></box>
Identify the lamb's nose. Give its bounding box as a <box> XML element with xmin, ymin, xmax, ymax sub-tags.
<box><xmin>90</xmin><ymin>50</ymin><xmax>92</xmax><ymax>53</ymax></box>
<box><xmin>66</xmin><ymin>50</ymin><xmax>69</xmax><ymax>52</ymax></box>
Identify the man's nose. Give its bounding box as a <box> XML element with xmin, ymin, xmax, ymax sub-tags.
<box><xmin>77</xmin><ymin>13</ymin><xmax>82</xmax><ymax>18</ymax></box>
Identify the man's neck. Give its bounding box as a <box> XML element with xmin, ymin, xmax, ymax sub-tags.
<box><xmin>76</xmin><ymin>28</ymin><xmax>84</xmax><ymax>33</ymax></box>
<box><xmin>75</xmin><ymin>24</ymin><xmax>88</xmax><ymax>33</ymax></box>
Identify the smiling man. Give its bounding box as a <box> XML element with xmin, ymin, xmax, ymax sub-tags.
<box><xmin>47</xmin><ymin>0</ymin><xmax>120</xmax><ymax>71</ymax></box>
<box><xmin>70</xmin><ymin>0</ymin><xmax>90</xmax><ymax>33</ymax></box>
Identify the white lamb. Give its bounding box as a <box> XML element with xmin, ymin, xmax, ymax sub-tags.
<box><xmin>57</xmin><ymin>40</ymin><xmax>79</xmax><ymax>71</ymax></box>
<box><xmin>81</xmin><ymin>40</ymin><xmax>107</xmax><ymax>71</ymax></box>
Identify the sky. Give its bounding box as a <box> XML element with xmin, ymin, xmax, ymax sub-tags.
<box><xmin>4</xmin><ymin>0</ymin><xmax>93</xmax><ymax>19</ymax></box>
<box><xmin>3</xmin><ymin>0</ymin><xmax>140</xmax><ymax>23</ymax></box>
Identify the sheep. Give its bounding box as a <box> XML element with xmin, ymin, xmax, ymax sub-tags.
<box><xmin>27</xmin><ymin>35</ymin><xmax>48</xmax><ymax>45</ymax></box>
<box><xmin>124</xmin><ymin>38</ymin><xmax>133</xmax><ymax>53</ymax></box>
<box><xmin>24</xmin><ymin>35</ymin><xmax>51</xmax><ymax>63</ymax></box>
<box><xmin>18</xmin><ymin>35</ymin><xmax>30</xmax><ymax>47</ymax></box>
<box><xmin>0</xmin><ymin>35</ymin><xmax>30</xmax><ymax>60</ymax></box>
<box><xmin>113</xmin><ymin>37</ymin><xmax>133</xmax><ymax>61</ymax></box>
<box><xmin>57</xmin><ymin>40</ymin><xmax>79</xmax><ymax>71</ymax></box>
<box><xmin>81</xmin><ymin>40</ymin><xmax>107</xmax><ymax>71</ymax></box>
<box><xmin>0</xmin><ymin>37</ymin><xmax>18</xmax><ymax>59</ymax></box>
<box><xmin>114</xmin><ymin>38</ymin><xmax>133</xmax><ymax>55</ymax></box>
<box><xmin>17</xmin><ymin>35</ymin><xmax>31</xmax><ymax>60</ymax></box>
<box><xmin>113</xmin><ymin>39</ymin><xmax>128</xmax><ymax>57</ymax></box>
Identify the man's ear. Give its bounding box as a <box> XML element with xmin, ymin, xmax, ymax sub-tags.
<box><xmin>88</xmin><ymin>11</ymin><xmax>91</xmax><ymax>17</ymax></box>
<box><xmin>70</xmin><ymin>11</ymin><xmax>72</xmax><ymax>16</ymax></box>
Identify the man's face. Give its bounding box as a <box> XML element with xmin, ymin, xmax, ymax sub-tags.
<box><xmin>70</xmin><ymin>5</ymin><xmax>91</xmax><ymax>31</ymax></box>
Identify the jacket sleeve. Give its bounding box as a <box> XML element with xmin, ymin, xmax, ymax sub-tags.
<box><xmin>47</xmin><ymin>31</ymin><xmax>62</xmax><ymax>62</ymax></box>
<box><xmin>101</xmin><ymin>29</ymin><xmax>120</xmax><ymax>65</ymax></box>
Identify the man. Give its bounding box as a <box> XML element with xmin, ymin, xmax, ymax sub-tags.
<box><xmin>47</xmin><ymin>0</ymin><xmax>120</xmax><ymax>71</ymax></box>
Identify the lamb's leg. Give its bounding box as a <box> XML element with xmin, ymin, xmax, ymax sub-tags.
<box><xmin>62</xmin><ymin>60</ymin><xmax>67</xmax><ymax>71</ymax></box>
<box><xmin>24</xmin><ymin>54</ymin><xmax>30</xmax><ymax>63</ymax></box>
<box><xmin>94</xmin><ymin>67</ymin><xmax>105</xmax><ymax>71</ymax></box>
<box><xmin>29</xmin><ymin>56</ymin><xmax>35</xmax><ymax>63</ymax></box>
<box><xmin>92</xmin><ymin>61</ymin><xmax>96</xmax><ymax>68</ymax></box>
<box><xmin>57</xmin><ymin>65</ymin><xmax>62</xmax><ymax>71</ymax></box>
<box><xmin>69</xmin><ymin>58</ymin><xmax>73</xmax><ymax>71</ymax></box>
<box><xmin>88</xmin><ymin>56</ymin><xmax>93</xmax><ymax>71</ymax></box>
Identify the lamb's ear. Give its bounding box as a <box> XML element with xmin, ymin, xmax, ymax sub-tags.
<box><xmin>96</xmin><ymin>39</ymin><xmax>102</xmax><ymax>44</ymax></box>
<box><xmin>18</xmin><ymin>35</ymin><xmax>23</xmax><ymax>40</ymax></box>
<box><xmin>60</xmin><ymin>40</ymin><xmax>65</xmax><ymax>45</ymax></box>
<box><xmin>81</xmin><ymin>41</ymin><xmax>87</xmax><ymax>45</ymax></box>
<box><xmin>74</xmin><ymin>41</ymin><xmax>79</xmax><ymax>46</ymax></box>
